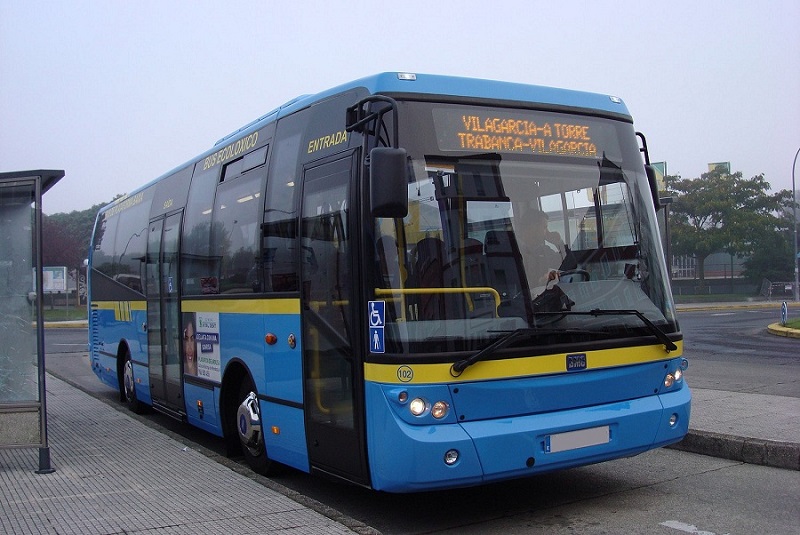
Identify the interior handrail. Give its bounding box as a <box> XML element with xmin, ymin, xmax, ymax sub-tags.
<box><xmin>374</xmin><ymin>286</ymin><xmax>501</xmax><ymax>317</ymax></box>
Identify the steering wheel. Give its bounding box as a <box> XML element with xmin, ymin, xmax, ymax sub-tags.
<box><xmin>558</xmin><ymin>269</ymin><xmax>590</xmax><ymax>282</ymax></box>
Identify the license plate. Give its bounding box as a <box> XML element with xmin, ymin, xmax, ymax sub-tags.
<box><xmin>545</xmin><ymin>426</ymin><xmax>610</xmax><ymax>453</ymax></box>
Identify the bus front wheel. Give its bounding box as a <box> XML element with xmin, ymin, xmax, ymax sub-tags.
<box><xmin>235</xmin><ymin>378</ymin><xmax>274</xmax><ymax>475</ymax></box>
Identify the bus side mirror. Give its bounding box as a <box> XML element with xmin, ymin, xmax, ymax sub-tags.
<box><xmin>645</xmin><ymin>165</ymin><xmax>662</xmax><ymax>210</ymax></box>
<box><xmin>370</xmin><ymin>147</ymin><xmax>408</xmax><ymax>218</ymax></box>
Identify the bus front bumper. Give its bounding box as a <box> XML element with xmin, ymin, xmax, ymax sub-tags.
<box><xmin>366</xmin><ymin>384</ymin><xmax>691</xmax><ymax>493</ymax></box>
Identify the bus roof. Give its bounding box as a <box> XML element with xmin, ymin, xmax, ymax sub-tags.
<box><xmin>302</xmin><ymin>72</ymin><xmax>630</xmax><ymax>116</ymax></box>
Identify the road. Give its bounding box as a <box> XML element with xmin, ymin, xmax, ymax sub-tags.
<box><xmin>43</xmin><ymin>309</ymin><xmax>800</xmax><ymax>534</ymax></box>
<box><xmin>678</xmin><ymin>307</ymin><xmax>799</xmax><ymax>397</ymax></box>
<box><xmin>44</xmin><ymin>329</ymin><xmax>113</xmax><ymax>399</ymax></box>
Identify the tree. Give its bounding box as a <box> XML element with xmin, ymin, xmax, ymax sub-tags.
<box><xmin>665</xmin><ymin>169</ymin><xmax>793</xmax><ymax>283</ymax></box>
<box><xmin>742</xmin><ymin>227</ymin><xmax>794</xmax><ymax>281</ymax></box>
<box><xmin>743</xmin><ymin>190</ymin><xmax>799</xmax><ymax>281</ymax></box>
<box><xmin>42</xmin><ymin>201</ymin><xmax>111</xmax><ymax>273</ymax></box>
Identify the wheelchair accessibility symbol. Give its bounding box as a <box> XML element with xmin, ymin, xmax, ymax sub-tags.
<box><xmin>369</xmin><ymin>301</ymin><xmax>385</xmax><ymax>327</ymax></box>
<box><xmin>368</xmin><ymin>301</ymin><xmax>385</xmax><ymax>353</ymax></box>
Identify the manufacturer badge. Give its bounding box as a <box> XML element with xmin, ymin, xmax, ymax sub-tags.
<box><xmin>566</xmin><ymin>353</ymin><xmax>587</xmax><ymax>371</ymax></box>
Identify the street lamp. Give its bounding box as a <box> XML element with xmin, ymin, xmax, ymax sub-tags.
<box><xmin>793</xmin><ymin>147</ymin><xmax>799</xmax><ymax>302</ymax></box>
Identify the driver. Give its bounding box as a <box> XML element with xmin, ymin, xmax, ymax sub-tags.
<box><xmin>514</xmin><ymin>209</ymin><xmax>563</xmax><ymax>287</ymax></box>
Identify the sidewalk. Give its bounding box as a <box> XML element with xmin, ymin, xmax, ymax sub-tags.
<box><xmin>0</xmin><ymin>374</ymin><xmax>374</xmax><ymax>535</ymax></box>
<box><xmin>668</xmin><ymin>388</ymin><xmax>800</xmax><ymax>470</ymax></box>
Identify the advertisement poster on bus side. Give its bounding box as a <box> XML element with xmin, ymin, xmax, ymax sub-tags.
<box><xmin>183</xmin><ymin>312</ymin><xmax>221</xmax><ymax>382</ymax></box>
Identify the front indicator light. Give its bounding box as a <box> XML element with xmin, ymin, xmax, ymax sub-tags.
<box><xmin>431</xmin><ymin>401</ymin><xmax>449</xmax><ymax>419</ymax></box>
<box><xmin>409</xmin><ymin>397</ymin><xmax>427</xmax><ymax>416</ymax></box>
<box><xmin>444</xmin><ymin>449</ymin><xmax>459</xmax><ymax>465</ymax></box>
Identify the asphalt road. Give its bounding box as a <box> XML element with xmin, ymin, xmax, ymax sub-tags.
<box><xmin>678</xmin><ymin>307</ymin><xmax>799</xmax><ymax>398</ymax></box>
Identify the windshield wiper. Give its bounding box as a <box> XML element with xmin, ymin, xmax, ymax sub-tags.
<box><xmin>450</xmin><ymin>327</ymin><xmax>598</xmax><ymax>376</ymax></box>
<box><xmin>533</xmin><ymin>308</ymin><xmax>678</xmax><ymax>353</ymax></box>
<box><xmin>450</xmin><ymin>309</ymin><xmax>676</xmax><ymax>377</ymax></box>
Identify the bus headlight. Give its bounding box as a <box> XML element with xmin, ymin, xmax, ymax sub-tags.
<box><xmin>409</xmin><ymin>397</ymin><xmax>428</xmax><ymax>416</ymax></box>
<box><xmin>664</xmin><ymin>373</ymin><xmax>675</xmax><ymax>388</ymax></box>
<box><xmin>431</xmin><ymin>401</ymin><xmax>449</xmax><ymax>419</ymax></box>
<box><xmin>664</xmin><ymin>363</ymin><xmax>685</xmax><ymax>389</ymax></box>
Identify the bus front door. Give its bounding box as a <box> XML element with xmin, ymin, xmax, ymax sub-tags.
<box><xmin>300</xmin><ymin>153</ymin><xmax>368</xmax><ymax>486</ymax></box>
<box><xmin>145</xmin><ymin>211</ymin><xmax>184</xmax><ymax>414</ymax></box>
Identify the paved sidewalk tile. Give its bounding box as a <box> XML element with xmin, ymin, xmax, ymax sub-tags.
<box><xmin>690</xmin><ymin>388</ymin><xmax>800</xmax><ymax>444</ymax></box>
<box><xmin>0</xmin><ymin>375</ymin><xmax>356</xmax><ymax>535</ymax></box>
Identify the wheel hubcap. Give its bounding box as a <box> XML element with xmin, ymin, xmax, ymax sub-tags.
<box><xmin>123</xmin><ymin>360</ymin><xmax>135</xmax><ymax>401</ymax></box>
<box><xmin>236</xmin><ymin>391</ymin><xmax>263</xmax><ymax>455</ymax></box>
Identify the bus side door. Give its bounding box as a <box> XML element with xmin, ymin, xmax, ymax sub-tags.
<box><xmin>300</xmin><ymin>152</ymin><xmax>368</xmax><ymax>485</ymax></box>
<box><xmin>146</xmin><ymin>211</ymin><xmax>184</xmax><ymax>413</ymax></box>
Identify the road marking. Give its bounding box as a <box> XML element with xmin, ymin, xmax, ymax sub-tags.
<box><xmin>660</xmin><ymin>520</ymin><xmax>728</xmax><ymax>535</ymax></box>
<box><xmin>710</xmin><ymin>313</ymin><xmax>735</xmax><ymax>316</ymax></box>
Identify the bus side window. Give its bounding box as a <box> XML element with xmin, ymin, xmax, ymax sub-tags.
<box><xmin>182</xmin><ymin>163</ymin><xmax>220</xmax><ymax>296</ymax></box>
<box><xmin>262</xmin><ymin>114</ymin><xmax>305</xmax><ymax>293</ymax></box>
<box><xmin>211</xmin><ymin>161</ymin><xmax>267</xmax><ymax>293</ymax></box>
<box><xmin>92</xmin><ymin>214</ymin><xmax>118</xmax><ymax>278</ymax></box>
<box><xmin>91</xmin><ymin>189</ymin><xmax>154</xmax><ymax>295</ymax></box>
<box><xmin>113</xmin><ymin>197</ymin><xmax>151</xmax><ymax>295</ymax></box>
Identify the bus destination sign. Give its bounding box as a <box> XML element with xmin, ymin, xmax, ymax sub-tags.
<box><xmin>433</xmin><ymin>108</ymin><xmax>599</xmax><ymax>158</ymax></box>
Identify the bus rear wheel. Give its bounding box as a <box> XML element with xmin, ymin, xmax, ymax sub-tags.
<box><xmin>122</xmin><ymin>350</ymin><xmax>146</xmax><ymax>414</ymax></box>
<box><xmin>234</xmin><ymin>378</ymin><xmax>274</xmax><ymax>475</ymax></box>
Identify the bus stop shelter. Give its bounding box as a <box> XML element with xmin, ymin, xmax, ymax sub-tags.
<box><xmin>0</xmin><ymin>169</ymin><xmax>65</xmax><ymax>473</ymax></box>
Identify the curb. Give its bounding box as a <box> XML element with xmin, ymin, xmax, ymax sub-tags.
<box><xmin>42</xmin><ymin>321</ymin><xmax>88</xmax><ymax>328</ymax></box>
<box><xmin>675</xmin><ymin>301</ymin><xmax>800</xmax><ymax>312</ymax></box>
<box><xmin>767</xmin><ymin>323</ymin><xmax>800</xmax><ymax>339</ymax></box>
<box><xmin>667</xmin><ymin>430</ymin><xmax>800</xmax><ymax>471</ymax></box>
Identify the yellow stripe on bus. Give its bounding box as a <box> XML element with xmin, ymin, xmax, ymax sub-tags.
<box><xmin>364</xmin><ymin>340</ymin><xmax>683</xmax><ymax>384</ymax></box>
<box><xmin>181</xmin><ymin>298</ymin><xmax>300</xmax><ymax>314</ymax></box>
<box><xmin>93</xmin><ymin>300</ymin><xmax>147</xmax><ymax>311</ymax></box>
<box><xmin>93</xmin><ymin>298</ymin><xmax>300</xmax><ymax>315</ymax></box>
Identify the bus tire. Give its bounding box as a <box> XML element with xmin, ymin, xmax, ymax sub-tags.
<box><xmin>234</xmin><ymin>377</ymin><xmax>275</xmax><ymax>475</ymax></box>
<box><xmin>122</xmin><ymin>350</ymin><xmax>146</xmax><ymax>414</ymax></box>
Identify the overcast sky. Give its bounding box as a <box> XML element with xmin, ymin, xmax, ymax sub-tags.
<box><xmin>2</xmin><ymin>1</ymin><xmax>798</xmax><ymax>215</ymax></box>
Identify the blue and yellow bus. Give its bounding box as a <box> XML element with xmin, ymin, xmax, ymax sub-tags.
<box><xmin>88</xmin><ymin>73</ymin><xmax>690</xmax><ymax>492</ymax></box>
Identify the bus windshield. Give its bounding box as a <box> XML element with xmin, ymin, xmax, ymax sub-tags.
<box><xmin>372</xmin><ymin>102</ymin><xmax>676</xmax><ymax>356</ymax></box>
